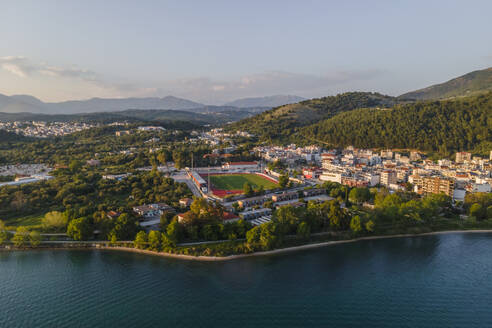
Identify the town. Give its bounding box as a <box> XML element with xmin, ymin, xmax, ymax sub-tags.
<box><xmin>0</xmin><ymin>120</ymin><xmax>97</xmax><ymax>138</ymax></box>
<box><xmin>1</xmin><ymin>122</ymin><xmax>491</xmax><ymax>243</ymax></box>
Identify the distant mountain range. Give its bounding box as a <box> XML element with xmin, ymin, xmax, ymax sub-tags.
<box><xmin>224</xmin><ymin>95</ymin><xmax>305</xmax><ymax>108</ymax></box>
<box><xmin>0</xmin><ymin>93</ymin><xmax>305</xmax><ymax>115</ymax></box>
<box><xmin>399</xmin><ymin>67</ymin><xmax>492</xmax><ymax>100</ymax></box>
<box><xmin>0</xmin><ymin>95</ymin><xmax>204</xmax><ymax>114</ymax></box>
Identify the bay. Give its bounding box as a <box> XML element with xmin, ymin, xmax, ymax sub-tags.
<box><xmin>1</xmin><ymin>232</ymin><xmax>492</xmax><ymax>327</ymax></box>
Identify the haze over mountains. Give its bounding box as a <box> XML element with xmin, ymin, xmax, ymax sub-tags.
<box><xmin>0</xmin><ymin>93</ymin><xmax>305</xmax><ymax>115</ymax></box>
<box><xmin>1</xmin><ymin>66</ymin><xmax>491</xmax><ymax>128</ymax></box>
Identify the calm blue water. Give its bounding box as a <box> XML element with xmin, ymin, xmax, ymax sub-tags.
<box><xmin>2</xmin><ymin>233</ymin><xmax>492</xmax><ymax>327</ymax></box>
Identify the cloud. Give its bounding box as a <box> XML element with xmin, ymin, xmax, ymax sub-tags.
<box><xmin>0</xmin><ymin>55</ymin><xmax>385</xmax><ymax>103</ymax></box>
<box><xmin>0</xmin><ymin>56</ymin><xmax>153</xmax><ymax>99</ymax></box>
<box><xmin>153</xmin><ymin>69</ymin><xmax>385</xmax><ymax>104</ymax></box>
<box><xmin>0</xmin><ymin>56</ymin><xmax>98</xmax><ymax>82</ymax></box>
<box><xmin>0</xmin><ymin>56</ymin><xmax>32</xmax><ymax>77</ymax></box>
<box><xmin>2</xmin><ymin>63</ymin><xmax>28</xmax><ymax>78</ymax></box>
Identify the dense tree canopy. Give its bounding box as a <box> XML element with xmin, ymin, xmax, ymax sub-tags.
<box><xmin>302</xmin><ymin>92</ymin><xmax>492</xmax><ymax>155</ymax></box>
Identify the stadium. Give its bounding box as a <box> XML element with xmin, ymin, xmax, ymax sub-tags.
<box><xmin>201</xmin><ymin>172</ymin><xmax>278</xmax><ymax>198</ymax></box>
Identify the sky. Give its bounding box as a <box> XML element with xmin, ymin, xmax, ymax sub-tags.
<box><xmin>1</xmin><ymin>0</ymin><xmax>492</xmax><ymax>105</ymax></box>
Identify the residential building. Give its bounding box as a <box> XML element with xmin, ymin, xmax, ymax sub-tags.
<box><xmin>413</xmin><ymin>176</ymin><xmax>455</xmax><ymax>196</ymax></box>
<box><xmin>380</xmin><ymin>150</ymin><xmax>393</xmax><ymax>159</ymax></box>
<box><xmin>380</xmin><ymin>170</ymin><xmax>397</xmax><ymax>186</ymax></box>
<box><xmin>138</xmin><ymin>126</ymin><xmax>165</xmax><ymax>131</ymax></box>
<box><xmin>133</xmin><ymin>203</ymin><xmax>175</xmax><ymax>219</ymax></box>
<box><xmin>319</xmin><ymin>171</ymin><xmax>342</xmax><ymax>183</ymax></box>
<box><xmin>410</xmin><ymin>151</ymin><xmax>421</xmax><ymax>161</ymax></box>
<box><xmin>342</xmin><ymin>176</ymin><xmax>369</xmax><ymax>187</ymax></box>
<box><xmin>86</xmin><ymin>159</ymin><xmax>101</xmax><ymax>166</ymax></box>
<box><xmin>115</xmin><ymin>130</ymin><xmax>131</xmax><ymax>136</ymax></box>
<box><xmin>237</xmin><ymin>196</ymin><xmax>268</xmax><ymax>208</ymax></box>
<box><xmin>239</xmin><ymin>208</ymin><xmax>272</xmax><ymax>220</ymax></box>
<box><xmin>271</xmin><ymin>191</ymin><xmax>298</xmax><ymax>202</ymax></box>
<box><xmin>456</xmin><ymin>152</ymin><xmax>472</xmax><ymax>163</ymax></box>
<box><xmin>303</xmin><ymin>188</ymin><xmax>326</xmax><ymax>197</ymax></box>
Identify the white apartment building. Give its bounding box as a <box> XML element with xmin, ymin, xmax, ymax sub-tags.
<box><xmin>319</xmin><ymin>171</ymin><xmax>342</xmax><ymax>184</ymax></box>
<box><xmin>380</xmin><ymin>170</ymin><xmax>398</xmax><ymax>186</ymax></box>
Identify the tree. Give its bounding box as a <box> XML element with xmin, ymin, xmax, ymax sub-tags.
<box><xmin>134</xmin><ymin>231</ymin><xmax>148</xmax><ymax>249</ymax></box>
<box><xmin>148</xmin><ymin>231</ymin><xmax>162</xmax><ymax>251</ymax></box>
<box><xmin>247</xmin><ymin>221</ymin><xmax>280</xmax><ymax>251</ymax></box>
<box><xmin>235</xmin><ymin>219</ymin><xmax>249</xmax><ymax>238</ymax></box>
<box><xmin>109</xmin><ymin>213</ymin><xmax>138</xmax><ymax>241</ymax></box>
<box><xmin>166</xmin><ymin>221</ymin><xmax>182</xmax><ymax>244</ymax></box>
<box><xmin>328</xmin><ymin>202</ymin><xmax>344</xmax><ymax>229</ymax></box>
<box><xmin>67</xmin><ymin>217</ymin><xmax>92</xmax><ymax>241</ymax></box>
<box><xmin>42</xmin><ymin>211</ymin><xmax>68</xmax><ymax>231</ymax></box>
<box><xmin>190</xmin><ymin>197</ymin><xmax>208</xmax><ymax>216</ymax></box>
<box><xmin>470</xmin><ymin>203</ymin><xmax>486</xmax><ymax>220</ymax></box>
<box><xmin>0</xmin><ymin>220</ymin><xmax>9</xmax><ymax>245</ymax></box>
<box><xmin>278</xmin><ymin>174</ymin><xmax>289</xmax><ymax>189</ymax></box>
<box><xmin>29</xmin><ymin>230</ymin><xmax>42</xmax><ymax>247</ymax></box>
<box><xmin>297</xmin><ymin>221</ymin><xmax>311</xmax><ymax>240</ymax></box>
<box><xmin>202</xmin><ymin>224</ymin><xmax>218</xmax><ymax>241</ymax></box>
<box><xmin>257</xmin><ymin>185</ymin><xmax>265</xmax><ymax>195</ymax></box>
<box><xmin>161</xmin><ymin>232</ymin><xmax>176</xmax><ymax>249</ymax></box>
<box><xmin>110</xmin><ymin>233</ymin><xmax>118</xmax><ymax>245</ymax></box>
<box><xmin>12</xmin><ymin>226</ymin><xmax>29</xmax><ymax>247</ymax></box>
<box><xmin>350</xmin><ymin>215</ymin><xmax>362</xmax><ymax>233</ymax></box>
<box><xmin>349</xmin><ymin>187</ymin><xmax>370</xmax><ymax>204</ymax></box>
<box><xmin>259</xmin><ymin>222</ymin><xmax>280</xmax><ymax>250</ymax></box>
<box><xmin>365</xmin><ymin>219</ymin><xmax>375</xmax><ymax>232</ymax></box>
<box><xmin>160</xmin><ymin>211</ymin><xmax>175</xmax><ymax>229</ymax></box>
<box><xmin>263</xmin><ymin>200</ymin><xmax>274</xmax><ymax>209</ymax></box>
<box><xmin>69</xmin><ymin>160</ymin><xmax>82</xmax><ymax>172</ymax></box>
<box><xmin>246</xmin><ymin>225</ymin><xmax>261</xmax><ymax>249</ymax></box>
<box><xmin>275</xmin><ymin>205</ymin><xmax>299</xmax><ymax>235</ymax></box>
<box><xmin>243</xmin><ymin>182</ymin><xmax>253</xmax><ymax>197</ymax></box>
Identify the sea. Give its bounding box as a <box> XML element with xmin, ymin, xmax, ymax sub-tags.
<box><xmin>2</xmin><ymin>232</ymin><xmax>492</xmax><ymax>327</ymax></box>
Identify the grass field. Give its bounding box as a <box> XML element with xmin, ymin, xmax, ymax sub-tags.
<box><xmin>208</xmin><ymin>173</ymin><xmax>278</xmax><ymax>191</ymax></box>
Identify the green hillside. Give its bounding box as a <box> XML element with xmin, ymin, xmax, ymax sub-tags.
<box><xmin>400</xmin><ymin>67</ymin><xmax>492</xmax><ymax>100</ymax></box>
<box><xmin>301</xmin><ymin>92</ymin><xmax>492</xmax><ymax>155</ymax></box>
<box><xmin>227</xmin><ymin>92</ymin><xmax>397</xmax><ymax>143</ymax></box>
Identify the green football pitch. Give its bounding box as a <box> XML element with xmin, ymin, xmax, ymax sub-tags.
<box><xmin>209</xmin><ymin>174</ymin><xmax>278</xmax><ymax>190</ymax></box>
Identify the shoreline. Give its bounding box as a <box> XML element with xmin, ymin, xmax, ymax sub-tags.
<box><xmin>3</xmin><ymin>229</ymin><xmax>492</xmax><ymax>261</ymax></box>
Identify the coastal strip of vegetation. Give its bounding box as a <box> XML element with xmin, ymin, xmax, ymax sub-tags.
<box><xmin>1</xmin><ymin>188</ymin><xmax>491</xmax><ymax>259</ymax></box>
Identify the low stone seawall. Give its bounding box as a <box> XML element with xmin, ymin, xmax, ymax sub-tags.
<box><xmin>3</xmin><ymin>230</ymin><xmax>492</xmax><ymax>261</ymax></box>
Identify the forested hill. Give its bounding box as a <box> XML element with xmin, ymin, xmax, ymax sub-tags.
<box><xmin>400</xmin><ymin>67</ymin><xmax>492</xmax><ymax>100</ymax></box>
<box><xmin>300</xmin><ymin>92</ymin><xmax>492</xmax><ymax>155</ymax></box>
<box><xmin>227</xmin><ymin>92</ymin><xmax>397</xmax><ymax>142</ymax></box>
